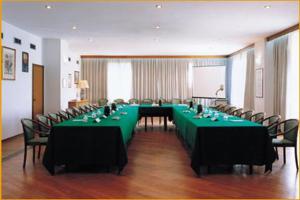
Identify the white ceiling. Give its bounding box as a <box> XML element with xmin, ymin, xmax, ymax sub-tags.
<box><xmin>3</xmin><ymin>1</ymin><xmax>299</xmax><ymax>55</ymax></box>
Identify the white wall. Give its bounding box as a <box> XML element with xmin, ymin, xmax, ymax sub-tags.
<box><xmin>60</xmin><ymin>40</ymin><xmax>80</xmax><ymax>110</ymax></box>
<box><xmin>2</xmin><ymin>21</ymin><xmax>43</xmax><ymax>139</ymax></box>
<box><xmin>254</xmin><ymin>39</ymin><xmax>266</xmax><ymax>113</ymax></box>
<box><xmin>43</xmin><ymin>39</ymin><xmax>61</xmax><ymax>114</ymax></box>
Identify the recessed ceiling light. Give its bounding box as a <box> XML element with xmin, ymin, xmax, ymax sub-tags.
<box><xmin>45</xmin><ymin>5</ymin><xmax>52</xmax><ymax>9</ymax></box>
<box><xmin>264</xmin><ymin>5</ymin><xmax>271</xmax><ymax>9</ymax></box>
<box><xmin>155</xmin><ymin>25</ymin><xmax>160</xmax><ymax>29</ymax></box>
<box><xmin>72</xmin><ymin>26</ymin><xmax>77</xmax><ymax>30</ymax></box>
<box><xmin>156</xmin><ymin>4</ymin><xmax>162</xmax><ymax>9</ymax></box>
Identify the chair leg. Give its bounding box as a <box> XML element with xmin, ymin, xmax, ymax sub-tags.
<box><xmin>32</xmin><ymin>145</ymin><xmax>36</xmax><ymax>163</ymax></box>
<box><xmin>151</xmin><ymin>117</ymin><xmax>153</xmax><ymax>126</ymax></box>
<box><xmin>159</xmin><ymin>117</ymin><xmax>161</xmax><ymax>124</ymax></box>
<box><xmin>295</xmin><ymin>146</ymin><xmax>299</xmax><ymax>170</ymax></box>
<box><xmin>275</xmin><ymin>147</ymin><xmax>279</xmax><ymax>160</ymax></box>
<box><xmin>38</xmin><ymin>145</ymin><xmax>41</xmax><ymax>159</ymax></box>
<box><xmin>283</xmin><ymin>147</ymin><xmax>286</xmax><ymax>164</ymax></box>
<box><xmin>23</xmin><ymin>145</ymin><xmax>27</xmax><ymax>169</ymax></box>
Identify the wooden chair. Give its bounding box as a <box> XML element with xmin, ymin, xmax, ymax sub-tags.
<box><xmin>66</xmin><ymin>108</ymin><xmax>76</xmax><ymax>118</ymax></box>
<box><xmin>271</xmin><ymin>119</ymin><xmax>299</xmax><ymax>170</ymax></box>
<box><xmin>98</xmin><ymin>98</ymin><xmax>108</xmax><ymax>106</ymax></box>
<box><xmin>230</xmin><ymin>108</ymin><xmax>243</xmax><ymax>116</ymax></box>
<box><xmin>171</xmin><ymin>98</ymin><xmax>181</xmax><ymax>104</ymax></box>
<box><xmin>58</xmin><ymin>110</ymin><xmax>70</xmax><ymax>121</ymax></box>
<box><xmin>47</xmin><ymin>113</ymin><xmax>61</xmax><ymax>125</ymax></box>
<box><xmin>217</xmin><ymin>104</ymin><xmax>227</xmax><ymax>112</ymax></box>
<box><xmin>36</xmin><ymin>114</ymin><xmax>52</xmax><ymax>133</ymax></box>
<box><xmin>224</xmin><ymin>106</ymin><xmax>236</xmax><ymax>114</ymax></box>
<box><xmin>78</xmin><ymin>105</ymin><xmax>88</xmax><ymax>113</ymax></box>
<box><xmin>240</xmin><ymin>110</ymin><xmax>254</xmax><ymax>120</ymax></box>
<box><xmin>128</xmin><ymin>98</ymin><xmax>139</xmax><ymax>104</ymax></box>
<box><xmin>262</xmin><ymin>115</ymin><xmax>281</xmax><ymax>137</ymax></box>
<box><xmin>114</xmin><ymin>98</ymin><xmax>126</xmax><ymax>104</ymax></box>
<box><xmin>21</xmin><ymin>119</ymin><xmax>49</xmax><ymax>168</ymax></box>
<box><xmin>250</xmin><ymin>112</ymin><xmax>265</xmax><ymax>124</ymax></box>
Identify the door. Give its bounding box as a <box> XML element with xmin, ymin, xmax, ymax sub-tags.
<box><xmin>32</xmin><ymin>64</ymin><xmax>44</xmax><ymax>119</ymax></box>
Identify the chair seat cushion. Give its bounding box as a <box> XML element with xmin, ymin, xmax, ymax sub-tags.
<box><xmin>28</xmin><ymin>137</ymin><xmax>48</xmax><ymax>145</ymax></box>
<box><xmin>272</xmin><ymin>138</ymin><xmax>294</xmax><ymax>147</ymax></box>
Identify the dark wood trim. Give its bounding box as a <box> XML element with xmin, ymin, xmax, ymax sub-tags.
<box><xmin>32</xmin><ymin>64</ymin><xmax>44</xmax><ymax>119</ymax></box>
<box><xmin>227</xmin><ymin>44</ymin><xmax>255</xmax><ymax>58</ymax></box>
<box><xmin>266</xmin><ymin>24</ymin><xmax>299</xmax><ymax>41</ymax></box>
<box><xmin>81</xmin><ymin>55</ymin><xmax>227</xmax><ymax>59</ymax></box>
<box><xmin>1</xmin><ymin>133</ymin><xmax>22</xmax><ymax>142</ymax></box>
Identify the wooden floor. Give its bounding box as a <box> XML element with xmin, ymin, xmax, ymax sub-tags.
<box><xmin>2</xmin><ymin>120</ymin><xmax>299</xmax><ymax>199</ymax></box>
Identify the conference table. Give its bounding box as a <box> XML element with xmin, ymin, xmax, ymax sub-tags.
<box><xmin>138</xmin><ymin>104</ymin><xmax>173</xmax><ymax>131</ymax></box>
<box><xmin>43</xmin><ymin>104</ymin><xmax>276</xmax><ymax>176</ymax></box>
<box><xmin>173</xmin><ymin>106</ymin><xmax>276</xmax><ymax>175</ymax></box>
<box><xmin>43</xmin><ymin>106</ymin><xmax>139</xmax><ymax>175</ymax></box>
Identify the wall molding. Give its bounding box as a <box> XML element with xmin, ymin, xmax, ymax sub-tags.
<box><xmin>81</xmin><ymin>55</ymin><xmax>227</xmax><ymax>59</ymax></box>
<box><xmin>266</xmin><ymin>24</ymin><xmax>299</xmax><ymax>41</ymax></box>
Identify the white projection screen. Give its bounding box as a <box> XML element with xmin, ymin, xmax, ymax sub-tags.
<box><xmin>192</xmin><ymin>66</ymin><xmax>226</xmax><ymax>98</ymax></box>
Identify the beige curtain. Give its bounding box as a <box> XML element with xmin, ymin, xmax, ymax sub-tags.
<box><xmin>244</xmin><ymin>49</ymin><xmax>255</xmax><ymax>110</ymax></box>
<box><xmin>132</xmin><ymin>59</ymin><xmax>190</xmax><ymax>100</ymax></box>
<box><xmin>81</xmin><ymin>58</ymin><xmax>107</xmax><ymax>104</ymax></box>
<box><xmin>273</xmin><ymin>36</ymin><xmax>288</xmax><ymax>118</ymax></box>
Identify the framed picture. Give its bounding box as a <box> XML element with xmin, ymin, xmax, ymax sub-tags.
<box><xmin>68</xmin><ymin>74</ymin><xmax>72</xmax><ymax>88</ymax></box>
<box><xmin>22</xmin><ymin>52</ymin><xmax>29</xmax><ymax>72</ymax></box>
<box><xmin>255</xmin><ymin>68</ymin><xmax>263</xmax><ymax>98</ymax></box>
<box><xmin>74</xmin><ymin>71</ymin><xmax>79</xmax><ymax>84</ymax></box>
<box><xmin>2</xmin><ymin>47</ymin><xmax>16</xmax><ymax>80</ymax></box>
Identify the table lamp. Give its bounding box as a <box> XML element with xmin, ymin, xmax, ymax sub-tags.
<box><xmin>78</xmin><ymin>80</ymin><xmax>89</xmax><ymax>100</ymax></box>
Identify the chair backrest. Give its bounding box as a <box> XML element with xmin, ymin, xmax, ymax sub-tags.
<box><xmin>183</xmin><ymin>98</ymin><xmax>195</xmax><ymax>104</ymax></box>
<box><xmin>48</xmin><ymin>113</ymin><xmax>61</xmax><ymax>125</ymax></box>
<box><xmin>280</xmin><ymin>119</ymin><xmax>299</xmax><ymax>143</ymax></box>
<box><xmin>58</xmin><ymin>110</ymin><xmax>70</xmax><ymax>121</ymax></box>
<box><xmin>36</xmin><ymin>114</ymin><xmax>51</xmax><ymax>132</ymax></box>
<box><xmin>98</xmin><ymin>98</ymin><xmax>108</xmax><ymax>106</ymax></box>
<box><xmin>171</xmin><ymin>98</ymin><xmax>181</xmax><ymax>104</ymax></box>
<box><xmin>217</xmin><ymin>104</ymin><xmax>227</xmax><ymax>111</ymax></box>
<box><xmin>66</xmin><ymin>108</ymin><xmax>76</xmax><ymax>118</ymax></box>
<box><xmin>114</xmin><ymin>98</ymin><xmax>125</xmax><ymax>104</ymax></box>
<box><xmin>240</xmin><ymin>110</ymin><xmax>254</xmax><ymax>120</ymax></box>
<box><xmin>141</xmin><ymin>98</ymin><xmax>153</xmax><ymax>104</ymax></box>
<box><xmin>250</xmin><ymin>112</ymin><xmax>265</xmax><ymax>124</ymax></box>
<box><xmin>21</xmin><ymin>119</ymin><xmax>38</xmax><ymax>143</ymax></box>
<box><xmin>224</xmin><ymin>106</ymin><xmax>236</xmax><ymax>114</ymax></box>
<box><xmin>157</xmin><ymin>98</ymin><xmax>167</xmax><ymax>104</ymax></box>
<box><xmin>128</xmin><ymin>98</ymin><xmax>139</xmax><ymax>104</ymax></box>
<box><xmin>72</xmin><ymin>107</ymin><xmax>82</xmax><ymax>115</ymax></box>
<box><xmin>230</xmin><ymin>108</ymin><xmax>243</xmax><ymax>116</ymax></box>
<box><xmin>84</xmin><ymin>105</ymin><xmax>93</xmax><ymax>112</ymax></box>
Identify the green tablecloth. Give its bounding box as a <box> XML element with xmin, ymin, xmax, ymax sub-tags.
<box><xmin>173</xmin><ymin>106</ymin><xmax>276</xmax><ymax>175</ymax></box>
<box><xmin>43</xmin><ymin>105</ymin><xmax>138</xmax><ymax>175</ymax></box>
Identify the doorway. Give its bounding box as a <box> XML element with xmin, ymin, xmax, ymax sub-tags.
<box><xmin>32</xmin><ymin>64</ymin><xmax>44</xmax><ymax>119</ymax></box>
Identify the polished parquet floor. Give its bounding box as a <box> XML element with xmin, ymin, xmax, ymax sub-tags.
<box><xmin>2</xmin><ymin>119</ymin><xmax>299</xmax><ymax>199</ymax></box>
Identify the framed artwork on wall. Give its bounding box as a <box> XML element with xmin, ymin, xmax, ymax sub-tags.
<box><xmin>22</xmin><ymin>52</ymin><xmax>29</xmax><ymax>72</ymax></box>
<box><xmin>255</xmin><ymin>68</ymin><xmax>263</xmax><ymax>98</ymax></box>
<box><xmin>2</xmin><ymin>46</ymin><xmax>16</xmax><ymax>80</ymax></box>
<box><xmin>74</xmin><ymin>71</ymin><xmax>79</xmax><ymax>84</ymax></box>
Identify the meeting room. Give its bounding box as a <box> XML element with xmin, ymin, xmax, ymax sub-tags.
<box><xmin>1</xmin><ymin>1</ymin><xmax>299</xmax><ymax>199</ymax></box>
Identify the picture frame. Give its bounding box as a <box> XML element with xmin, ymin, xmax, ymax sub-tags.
<box><xmin>2</xmin><ymin>46</ymin><xmax>16</xmax><ymax>80</ymax></box>
<box><xmin>74</xmin><ymin>71</ymin><xmax>79</xmax><ymax>84</ymax></box>
<box><xmin>22</xmin><ymin>52</ymin><xmax>29</xmax><ymax>72</ymax></box>
<box><xmin>255</xmin><ymin>68</ymin><xmax>263</xmax><ymax>98</ymax></box>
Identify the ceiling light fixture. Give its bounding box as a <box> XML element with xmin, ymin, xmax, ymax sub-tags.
<box><xmin>155</xmin><ymin>25</ymin><xmax>160</xmax><ymax>29</ymax></box>
<box><xmin>264</xmin><ymin>5</ymin><xmax>271</xmax><ymax>9</ymax></box>
<box><xmin>72</xmin><ymin>26</ymin><xmax>77</xmax><ymax>30</ymax></box>
<box><xmin>45</xmin><ymin>5</ymin><xmax>52</xmax><ymax>9</ymax></box>
<box><xmin>156</xmin><ymin>4</ymin><xmax>162</xmax><ymax>9</ymax></box>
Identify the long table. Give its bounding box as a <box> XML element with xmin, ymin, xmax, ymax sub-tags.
<box><xmin>43</xmin><ymin>106</ymin><xmax>138</xmax><ymax>175</ymax></box>
<box><xmin>138</xmin><ymin>104</ymin><xmax>173</xmax><ymax>131</ymax></box>
<box><xmin>172</xmin><ymin>106</ymin><xmax>276</xmax><ymax>175</ymax></box>
<box><xmin>43</xmin><ymin>104</ymin><xmax>276</xmax><ymax>176</ymax></box>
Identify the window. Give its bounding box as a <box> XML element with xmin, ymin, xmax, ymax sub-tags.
<box><xmin>230</xmin><ymin>51</ymin><xmax>247</xmax><ymax>108</ymax></box>
<box><xmin>286</xmin><ymin>30</ymin><xmax>299</xmax><ymax>119</ymax></box>
<box><xmin>107</xmin><ymin>61</ymin><xmax>132</xmax><ymax>102</ymax></box>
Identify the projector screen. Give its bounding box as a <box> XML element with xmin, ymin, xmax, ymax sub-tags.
<box><xmin>192</xmin><ymin>66</ymin><xmax>226</xmax><ymax>98</ymax></box>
